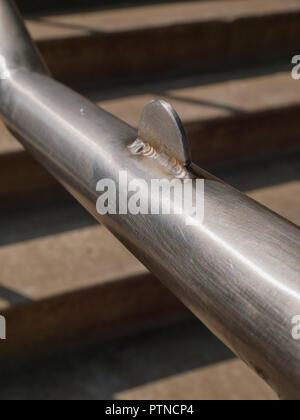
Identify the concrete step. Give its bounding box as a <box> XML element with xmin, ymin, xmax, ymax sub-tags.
<box><xmin>1</xmin><ymin>67</ymin><xmax>300</xmax><ymax>202</ymax></box>
<box><xmin>24</xmin><ymin>0</ymin><xmax>300</xmax><ymax>86</ymax></box>
<box><xmin>0</xmin><ymin>155</ymin><xmax>299</xmax><ymax>361</ymax></box>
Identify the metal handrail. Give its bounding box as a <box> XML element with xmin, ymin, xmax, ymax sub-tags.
<box><xmin>0</xmin><ymin>0</ymin><xmax>300</xmax><ymax>399</ymax></box>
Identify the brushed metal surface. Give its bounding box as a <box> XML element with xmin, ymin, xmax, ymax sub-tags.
<box><xmin>0</xmin><ymin>0</ymin><xmax>300</xmax><ymax>399</ymax></box>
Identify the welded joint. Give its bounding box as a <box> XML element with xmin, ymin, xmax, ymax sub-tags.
<box><xmin>128</xmin><ymin>99</ymin><xmax>191</xmax><ymax>178</ymax></box>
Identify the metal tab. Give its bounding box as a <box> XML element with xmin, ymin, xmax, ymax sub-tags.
<box><xmin>138</xmin><ymin>100</ymin><xmax>191</xmax><ymax>166</ymax></box>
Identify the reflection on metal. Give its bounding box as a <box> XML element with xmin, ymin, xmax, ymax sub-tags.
<box><xmin>0</xmin><ymin>0</ymin><xmax>47</xmax><ymax>78</ymax></box>
<box><xmin>0</xmin><ymin>0</ymin><xmax>300</xmax><ymax>400</ymax></box>
<box><xmin>138</xmin><ymin>99</ymin><xmax>191</xmax><ymax>166</ymax></box>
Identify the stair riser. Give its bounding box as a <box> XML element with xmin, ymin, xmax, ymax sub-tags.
<box><xmin>0</xmin><ymin>274</ymin><xmax>187</xmax><ymax>362</ymax></box>
<box><xmin>38</xmin><ymin>14</ymin><xmax>300</xmax><ymax>86</ymax></box>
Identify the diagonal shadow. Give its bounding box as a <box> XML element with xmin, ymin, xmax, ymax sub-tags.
<box><xmin>27</xmin><ymin>16</ymin><xmax>102</xmax><ymax>35</ymax></box>
<box><xmin>0</xmin><ymin>317</ymin><xmax>234</xmax><ymax>400</ymax></box>
<box><xmin>161</xmin><ymin>91</ymin><xmax>247</xmax><ymax>115</ymax></box>
<box><xmin>83</xmin><ymin>64</ymin><xmax>290</xmax><ymax>102</ymax></box>
<box><xmin>0</xmin><ymin>193</ymin><xmax>97</xmax><ymax>247</ymax></box>
<box><xmin>0</xmin><ymin>286</ymin><xmax>32</xmax><ymax>305</ymax></box>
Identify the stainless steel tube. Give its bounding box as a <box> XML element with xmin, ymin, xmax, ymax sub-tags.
<box><xmin>1</xmin><ymin>0</ymin><xmax>300</xmax><ymax>399</ymax></box>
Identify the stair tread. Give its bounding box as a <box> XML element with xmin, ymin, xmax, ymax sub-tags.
<box><xmin>0</xmin><ymin>128</ymin><xmax>21</xmax><ymax>155</ymax></box>
<box><xmin>90</xmin><ymin>70</ymin><xmax>300</xmax><ymax>126</ymax></box>
<box><xmin>26</xmin><ymin>0</ymin><xmax>300</xmax><ymax>40</ymax></box>
<box><xmin>0</xmin><ymin>225</ymin><xmax>146</xmax><ymax>306</ymax></box>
